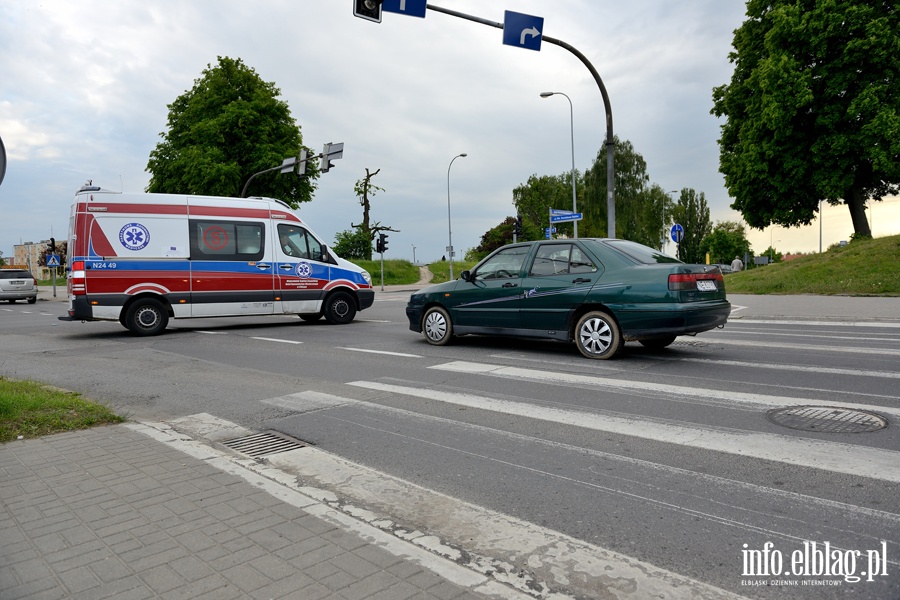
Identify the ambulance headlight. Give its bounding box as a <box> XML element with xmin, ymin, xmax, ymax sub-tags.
<box><xmin>361</xmin><ymin>270</ymin><xmax>372</xmax><ymax>285</ymax></box>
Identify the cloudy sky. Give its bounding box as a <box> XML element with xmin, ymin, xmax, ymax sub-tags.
<box><xmin>2</xmin><ymin>0</ymin><xmax>898</xmax><ymax>264</ymax></box>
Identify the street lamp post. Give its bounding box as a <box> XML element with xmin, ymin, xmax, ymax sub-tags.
<box><xmin>447</xmin><ymin>153</ymin><xmax>467</xmax><ymax>280</ymax></box>
<box><xmin>540</xmin><ymin>91</ymin><xmax>577</xmax><ymax>238</ymax></box>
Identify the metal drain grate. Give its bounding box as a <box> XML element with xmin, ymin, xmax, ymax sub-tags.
<box><xmin>767</xmin><ymin>406</ymin><xmax>888</xmax><ymax>434</ymax></box>
<box><xmin>222</xmin><ymin>431</ymin><xmax>308</xmax><ymax>458</ymax></box>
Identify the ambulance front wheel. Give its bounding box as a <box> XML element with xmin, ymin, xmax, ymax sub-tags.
<box><xmin>124</xmin><ymin>298</ymin><xmax>169</xmax><ymax>336</ymax></box>
<box><xmin>323</xmin><ymin>291</ymin><xmax>356</xmax><ymax>325</ymax></box>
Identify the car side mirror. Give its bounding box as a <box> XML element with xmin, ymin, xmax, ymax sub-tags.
<box><xmin>460</xmin><ymin>270</ymin><xmax>472</xmax><ymax>282</ymax></box>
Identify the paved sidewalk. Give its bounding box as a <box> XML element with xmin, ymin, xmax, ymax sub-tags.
<box><xmin>0</xmin><ymin>424</ymin><xmax>523</xmax><ymax>600</ymax></box>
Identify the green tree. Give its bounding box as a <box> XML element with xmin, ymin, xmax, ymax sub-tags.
<box><xmin>332</xmin><ymin>228</ymin><xmax>371</xmax><ymax>260</ymax></box>
<box><xmin>582</xmin><ymin>137</ymin><xmax>669</xmax><ymax>245</ymax></box>
<box><xmin>512</xmin><ymin>173</ymin><xmax>576</xmax><ymax>239</ymax></box>
<box><xmin>700</xmin><ymin>221</ymin><xmax>750</xmax><ymax>265</ymax></box>
<box><xmin>672</xmin><ymin>189</ymin><xmax>712</xmax><ymax>263</ymax></box>
<box><xmin>470</xmin><ymin>217</ymin><xmax>518</xmax><ymax>261</ymax></box>
<box><xmin>711</xmin><ymin>1</ymin><xmax>900</xmax><ymax>237</ymax></box>
<box><xmin>147</xmin><ymin>56</ymin><xmax>316</xmax><ymax>205</ymax></box>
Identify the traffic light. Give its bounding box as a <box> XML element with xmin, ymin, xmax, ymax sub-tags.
<box><xmin>380</xmin><ymin>233</ymin><xmax>388</xmax><ymax>252</ymax></box>
<box><xmin>353</xmin><ymin>0</ymin><xmax>382</xmax><ymax>23</ymax></box>
<box><xmin>375</xmin><ymin>235</ymin><xmax>384</xmax><ymax>253</ymax></box>
<box><xmin>49</xmin><ymin>237</ymin><xmax>56</xmax><ymax>252</ymax></box>
<box><xmin>514</xmin><ymin>215</ymin><xmax>523</xmax><ymax>236</ymax></box>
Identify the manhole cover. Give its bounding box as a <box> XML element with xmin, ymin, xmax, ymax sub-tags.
<box><xmin>767</xmin><ymin>406</ymin><xmax>888</xmax><ymax>433</ymax></box>
<box><xmin>222</xmin><ymin>431</ymin><xmax>308</xmax><ymax>458</ymax></box>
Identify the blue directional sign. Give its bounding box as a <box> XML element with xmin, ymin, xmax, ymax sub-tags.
<box><xmin>545</xmin><ymin>227</ymin><xmax>557</xmax><ymax>238</ymax></box>
<box><xmin>550</xmin><ymin>212</ymin><xmax>582</xmax><ymax>223</ymax></box>
<box><xmin>502</xmin><ymin>11</ymin><xmax>543</xmax><ymax>51</ymax></box>
<box><xmin>671</xmin><ymin>223</ymin><xmax>684</xmax><ymax>243</ymax></box>
<box><xmin>382</xmin><ymin>0</ymin><xmax>426</xmax><ymax>18</ymax></box>
<box><xmin>47</xmin><ymin>254</ymin><xmax>61</xmax><ymax>267</ymax></box>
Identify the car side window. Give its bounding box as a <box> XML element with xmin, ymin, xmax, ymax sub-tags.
<box><xmin>569</xmin><ymin>246</ymin><xmax>598</xmax><ymax>274</ymax></box>
<box><xmin>474</xmin><ymin>246</ymin><xmax>529</xmax><ymax>280</ymax></box>
<box><xmin>529</xmin><ymin>244</ymin><xmax>597</xmax><ymax>276</ymax></box>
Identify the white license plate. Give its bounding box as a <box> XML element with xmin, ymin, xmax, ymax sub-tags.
<box><xmin>696</xmin><ymin>280</ymin><xmax>717</xmax><ymax>292</ymax></box>
<box><xmin>10</xmin><ymin>280</ymin><xmax>24</xmax><ymax>285</ymax></box>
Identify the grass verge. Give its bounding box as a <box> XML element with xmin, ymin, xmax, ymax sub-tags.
<box><xmin>354</xmin><ymin>259</ymin><xmax>420</xmax><ymax>286</ymax></box>
<box><xmin>0</xmin><ymin>377</ymin><xmax>124</xmax><ymax>442</ymax></box>
<box><xmin>726</xmin><ymin>234</ymin><xmax>900</xmax><ymax>295</ymax></box>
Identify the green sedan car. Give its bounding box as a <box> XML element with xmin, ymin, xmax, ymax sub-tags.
<box><xmin>406</xmin><ymin>238</ymin><xmax>730</xmax><ymax>359</ymax></box>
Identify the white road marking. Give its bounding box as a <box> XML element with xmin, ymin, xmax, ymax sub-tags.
<box><xmin>729</xmin><ymin>318</ymin><xmax>900</xmax><ymax>329</ymax></box>
<box><xmin>252</xmin><ymin>336</ymin><xmax>303</xmax><ymax>344</ymax></box>
<box><xmin>687</xmin><ymin>336</ymin><xmax>900</xmax><ymax>356</ymax></box>
<box><xmin>350</xmin><ymin>371</ymin><xmax>900</xmax><ymax>482</ymax></box>
<box><xmin>642</xmin><ymin>355</ymin><xmax>900</xmax><ymax>379</ymax></box>
<box><xmin>341</xmin><ymin>347</ymin><xmax>422</xmax><ymax>358</ymax></box>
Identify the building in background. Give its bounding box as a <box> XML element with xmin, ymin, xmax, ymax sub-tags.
<box><xmin>13</xmin><ymin>240</ymin><xmax>50</xmax><ymax>279</ymax></box>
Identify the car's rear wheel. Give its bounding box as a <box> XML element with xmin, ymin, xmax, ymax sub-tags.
<box><xmin>639</xmin><ymin>336</ymin><xmax>676</xmax><ymax>350</ymax></box>
<box><xmin>323</xmin><ymin>292</ymin><xmax>356</xmax><ymax>324</ymax></box>
<box><xmin>124</xmin><ymin>298</ymin><xmax>168</xmax><ymax>336</ymax></box>
<box><xmin>27</xmin><ymin>296</ymin><xmax>37</xmax><ymax>304</ymax></box>
<box><xmin>575</xmin><ymin>311</ymin><xmax>622</xmax><ymax>359</ymax></box>
<box><xmin>422</xmin><ymin>306</ymin><xmax>453</xmax><ymax>346</ymax></box>
<box><xmin>8</xmin><ymin>299</ymin><xmax>16</xmax><ymax>304</ymax></box>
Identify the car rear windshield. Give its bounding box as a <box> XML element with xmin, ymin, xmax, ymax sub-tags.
<box><xmin>603</xmin><ymin>240</ymin><xmax>681</xmax><ymax>264</ymax></box>
<box><xmin>0</xmin><ymin>270</ymin><xmax>33</xmax><ymax>279</ymax></box>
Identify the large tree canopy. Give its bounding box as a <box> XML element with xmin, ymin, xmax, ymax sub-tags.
<box><xmin>712</xmin><ymin>1</ymin><xmax>900</xmax><ymax>237</ymax></box>
<box><xmin>146</xmin><ymin>56</ymin><xmax>316</xmax><ymax>206</ymax></box>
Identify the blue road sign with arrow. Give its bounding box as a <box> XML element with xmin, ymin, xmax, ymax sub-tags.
<box><xmin>671</xmin><ymin>223</ymin><xmax>684</xmax><ymax>243</ymax></box>
<box><xmin>502</xmin><ymin>11</ymin><xmax>543</xmax><ymax>51</ymax></box>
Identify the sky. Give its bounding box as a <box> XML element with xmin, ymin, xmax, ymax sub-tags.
<box><xmin>2</xmin><ymin>0</ymin><xmax>898</xmax><ymax>265</ymax></box>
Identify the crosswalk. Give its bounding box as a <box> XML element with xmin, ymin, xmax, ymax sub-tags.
<box><xmin>250</xmin><ymin>353</ymin><xmax>900</xmax><ymax>599</ymax></box>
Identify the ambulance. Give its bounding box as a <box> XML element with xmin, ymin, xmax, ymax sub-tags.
<box><xmin>60</xmin><ymin>185</ymin><xmax>374</xmax><ymax>335</ymax></box>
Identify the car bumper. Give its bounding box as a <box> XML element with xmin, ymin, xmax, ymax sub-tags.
<box><xmin>613</xmin><ymin>300</ymin><xmax>731</xmax><ymax>340</ymax></box>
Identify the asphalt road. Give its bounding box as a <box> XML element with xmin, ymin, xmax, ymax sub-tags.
<box><xmin>2</xmin><ymin>288</ymin><xmax>899</xmax><ymax>598</ymax></box>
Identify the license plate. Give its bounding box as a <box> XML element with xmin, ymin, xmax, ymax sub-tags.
<box><xmin>10</xmin><ymin>280</ymin><xmax>24</xmax><ymax>285</ymax></box>
<box><xmin>696</xmin><ymin>280</ymin><xmax>717</xmax><ymax>292</ymax></box>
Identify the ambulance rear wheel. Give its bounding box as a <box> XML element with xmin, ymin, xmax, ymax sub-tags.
<box><xmin>323</xmin><ymin>292</ymin><xmax>356</xmax><ymax>324</ymax></box>
<box><xmin>125</xmin><ymin>298</ymin><xmax>169</xmax><ymax>336</ymax></box>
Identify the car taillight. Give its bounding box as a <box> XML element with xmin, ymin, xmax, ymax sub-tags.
<box><xmin>668</xmin><ymin>272</ymin><xmax>723</xmax><ymax>291</ymax></box>
<box><xmin>71</xmin><ymin>260</ymin><xmax>86</xmax><ymax>295</ymax></box>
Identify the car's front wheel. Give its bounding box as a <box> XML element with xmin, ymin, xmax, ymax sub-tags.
<box><xmin>422</xmin><ymin>306</ymin><xmax>453</xmax><ymax>346</ymax></box>
<box><xmin>575</xmin><ymin>311</ymin><xmax>622</xmax><ymax>359</ymax></box>
<box><xmin>323</xmin><ymin>292</ymin><xmax>356</xmax><ymax>324</ymax></box>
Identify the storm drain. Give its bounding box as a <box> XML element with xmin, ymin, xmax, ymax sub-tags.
<box><xmin>767</xmin><ymin>406</ymin><xmax>888</xmax><ymax>433</ymax></box>
<box><xmin>222</xmin><ymin>431</ymin><xmax>308</xmax><ymax>458</ymax></box>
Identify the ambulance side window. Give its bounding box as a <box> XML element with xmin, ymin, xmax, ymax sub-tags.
<box><xmin>189</xmin><ymin>220</ymin><xmax>265</xmax><ymax>261</ymax></box>
<box><xmin>278</xmin><ymin>224</ymin><xmax>325</xmax><ymax>262</ymax></box>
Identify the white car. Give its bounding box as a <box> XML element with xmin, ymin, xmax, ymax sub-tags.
<box><xmin>0</xmin><ymin>269</ymin><xmax>38</xmax><ymax>303</ymax></box>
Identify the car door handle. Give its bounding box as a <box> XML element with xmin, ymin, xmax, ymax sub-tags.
<box><xmin>502</xmin><ymin>282</ymin><xmax>518</xmax><ymax>288</ymax></box>
<box><xmin>256</xmin><ymin>263</ymin><xmax>272</xmax><ymax>270</ymax></box>
<box><xmin>279</xmin><ymin>264</ymin><xmax>294</xmax><ymax>270</ymax></box>
<box><xmin>572</xmin><ymin>277</ymin><xmax>592</xmax><ymax>283</ymax></box>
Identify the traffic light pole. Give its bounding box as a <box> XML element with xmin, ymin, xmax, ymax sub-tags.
<box><xmin>425</xmin><ymin>3</ymin><xmax>616</xmax><ymax>238</ymax></box>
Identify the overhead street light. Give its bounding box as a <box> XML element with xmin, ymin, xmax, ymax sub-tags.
<box><xmin>447</xmin><ymin>153</ymin><xmax>467</xmax><ymax>280</ymax></box>
<box><xmin>540</xmin><ymin>91</ymin><xmax>578</xmax><ymax>238</ymax></box>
